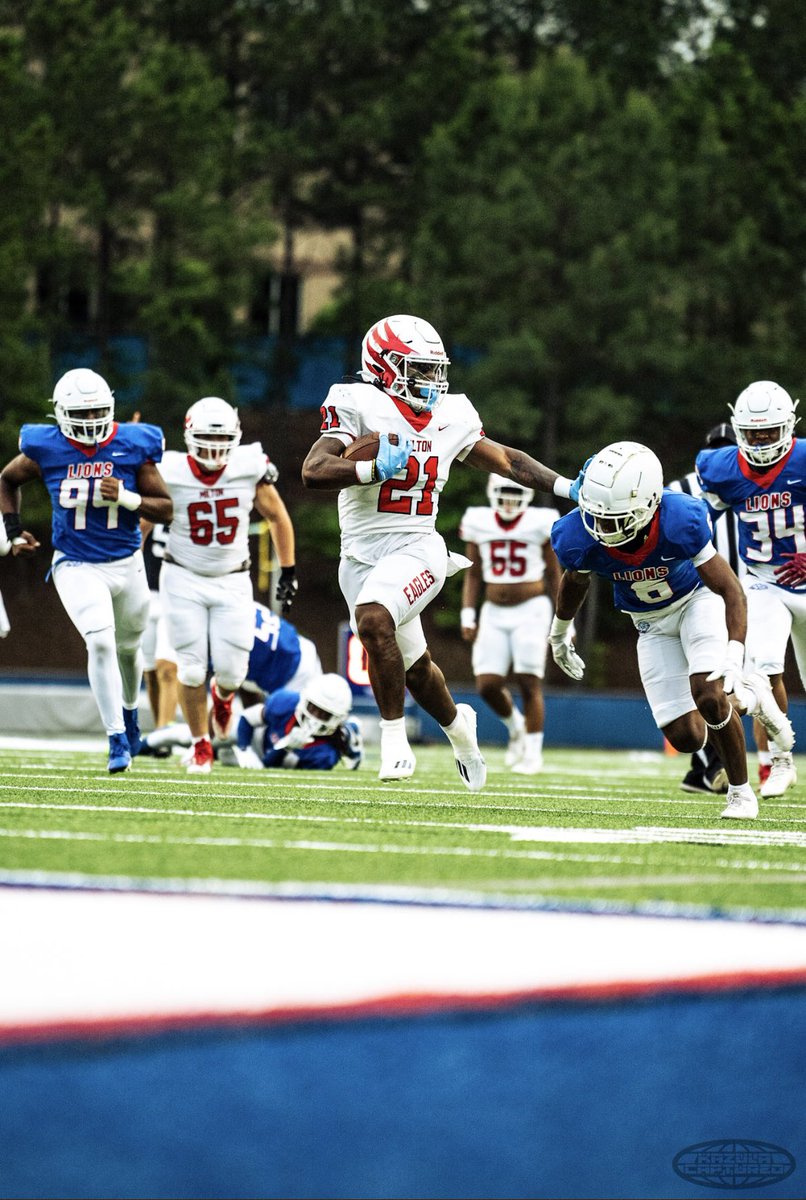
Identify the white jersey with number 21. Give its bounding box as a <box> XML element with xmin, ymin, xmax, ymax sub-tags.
<box><xmin>320</xmin><ymin>380</ymin><xmax>484</xmax><ymax>563</ymax></box>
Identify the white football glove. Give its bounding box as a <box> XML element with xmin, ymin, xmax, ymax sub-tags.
<box><xmin>706</xmin><ymin>639</ymin><xmax>744</xmax><ymax>695</ymax></box>
<box><xmin>274</xmin><ymin>723</ymin><xmax>313</xmax><ymax>752</ymax></box>
<box><xmin>549</xmin><ymin>616</ymin><xmax>586</xmax><ymax>681</ymax></box>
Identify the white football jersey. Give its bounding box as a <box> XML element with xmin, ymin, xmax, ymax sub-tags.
<box><xmin>161</xmin><ymin>443</ymin><xmax>269</xmax><ymax>576</ymax></box>
<box><xmin>320</xmin><ymin>380</ymin><xmax>484</xmax><ymax>562</ymax></box>
<box><xmin>459</xmin><ymin>505</ymin><xmax>558</xmax><ymax>584</ymax></box>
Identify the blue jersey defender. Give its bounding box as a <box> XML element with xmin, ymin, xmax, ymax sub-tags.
<box><xmin>548</xmin><ymin>441</ymin><xmax>793</xmax><ymax>820</ymax></box>
<box><xmin>0</xmin><ymin>368</ymin><xmax>171</xmax><ymax>775</ymax></box>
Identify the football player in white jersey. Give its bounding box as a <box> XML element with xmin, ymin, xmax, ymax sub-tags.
<box><xmin>302</xmin><ymin>314</ymin><xmax>581</xmax><ymax>791</ymax></box>
<box><xmin>159</xmin><ymin>396</ymin><xmax>296</xmax><ymax>773</ymax></box>
<box><xmin>460</xmin><ymin>476</ymin><xmax>560</xmax><ymax>774</ymax></box>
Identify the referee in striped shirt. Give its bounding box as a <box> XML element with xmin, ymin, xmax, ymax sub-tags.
<box><xmin>668</xmin><ymin>423</ymin><xmax>767</xmax><ymax>792</ymax></box>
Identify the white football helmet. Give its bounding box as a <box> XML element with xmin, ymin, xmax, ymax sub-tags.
<box><xmin>295</xmin><ymin>674</ymin><xmax>352</xmax><ymax>738</ymax></box>
<box><xmin>51</xmin><ymin>368</ymin><xmax>115</xmax><ymax>445</ymax></box>
<box><xmin>487</xmin><ymin>473</ymin><xmax>534</xmax><ymax>518</ymax></box>
<box><xmin>361</xmin><ymin>314</ymin><xmax>450</xmax><ymax>413</ymax></box>
<box><xmin>184</xmin><ymin>397</ymin><xmax>241</xmax><ymax>468</ymax></box>
<box><xmin>579</xmin><ymin>441</ymin><xmax>663</xmax><ymax>547</ymax></box>
<box><xmin>730</xmin><ymin>380</ymin><xmax>799</xmax><ymax>467</ymax></box>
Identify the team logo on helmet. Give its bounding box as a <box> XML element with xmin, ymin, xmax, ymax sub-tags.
<box><xmin>361</xmin><ymin>314</ymin><xmax>450</xmax><ymax>414</ymax></box>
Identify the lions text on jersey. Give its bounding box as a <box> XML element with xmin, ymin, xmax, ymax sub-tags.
<box><xmin>160</xmin><ymin>443</ymin><xmax>269</xmax><ymax>576</ymax></box>
<box><xmin>459</xmin><ymin>506</ymin><xmax>558</xmax><ymax>583</ymax></box>
<box><xmin>697</xmin><ymin>440</ymin><xmax>806</xmax><ymax>592</ymax></box>
<box><xmin>20</xmin><ymin>422</ymin><xmax>163</xmax><ymax>564</ymax></box>
<box><xmin>320</xmin><ymin>381</ymin><xmax>484</xmax><ymax>562</ymax></box>
<box><xmin>551</xmin><ymin>491</ymin><xmax>715</xmax><ymax>613</ymax></box>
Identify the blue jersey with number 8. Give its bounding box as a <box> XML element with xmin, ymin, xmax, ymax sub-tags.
<box><xmin>551</xmin><ymin>490</ymin><xmax>713</xmax><ymax>613</ymax></box>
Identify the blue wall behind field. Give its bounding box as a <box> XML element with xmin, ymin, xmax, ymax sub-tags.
<box><xmin>413</xmin><ymin>690</ymin><xmax>806</xmax><ymax>751</ymax></box>
<box><xmin>1</xmin><ymin>985</ymin><xmax>803</xmax><ymax>1200</ymax></box>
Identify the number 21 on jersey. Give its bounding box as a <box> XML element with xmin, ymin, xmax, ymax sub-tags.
<box><xmin>377</xmin><ymin>455</ymin><xmax>438</xmax><ymax>516</ymax></box>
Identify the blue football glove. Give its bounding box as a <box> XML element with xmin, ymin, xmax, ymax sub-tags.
<box><xmin>375</xmin><ymin>434</ymin><xmax>411</xmax><ymax>482</ymax></box>
<box><xmin>569</xmin><ymin>456</ymin><xmax>594</xmax><ymax>503</ymax></box>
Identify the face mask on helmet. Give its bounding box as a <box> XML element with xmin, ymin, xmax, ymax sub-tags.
<box><xmin>361</xmin><ymin>314</ymin><xmax>450</xmax><ymax>413</ymax></box>
<box><xmin>184</xmin><ymin>397</ymin><xmax>242</xmax><ymax>468</ymax></box>
<box><xmin>486</xmin><ymin>473</ymin><xmax>534</xmax><ymax>518</ymax></box>
<box><xmin>295</xmin><ymin>674</ymin><xmax>352</xmax><ymax>738</ymax></box>
<box><xmin>579</xmin><ymin>441</ymin><xmax>664</xmax><ymax>547</ymax></box>
<box><xmin>730</xmin><ymin>380</ymin><xmax>799</xmax><ymax>467</ymax></box>
<box><xmin>51</xmin><ymin>368</ymin><xmax>115</xmax><ymax>445</ymax></box>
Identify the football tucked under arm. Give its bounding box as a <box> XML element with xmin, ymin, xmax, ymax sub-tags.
<box><xmin>341</xmin><ymin>432</ymin><xmax>398</xmax><ymax>461</ymax></box>
<box><xmin>341</xmin><ymin>432</ymin><xmax>409</xmax><ymax>483</ymax></box>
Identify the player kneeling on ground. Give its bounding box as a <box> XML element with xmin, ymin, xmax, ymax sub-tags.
<box><xmin>550</xmin><ymin>442</ymin><xmax>794</xmax><ymax>821</ymax></box>
<box><xmin>234</xmin><ymin>674</ymin><xmax>363</xmax><ymax>771</ymax></box>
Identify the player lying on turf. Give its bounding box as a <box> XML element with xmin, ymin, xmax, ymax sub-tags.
<box><xmin>234</xmin><ymin>674</ymin><xmax>363</xmax><ymax>771</ymax></box>
<box><xmin>139</xmin><ymin>603</ymin><xmax>323</xmax><ymax>761</ymax></box>
<box><xmin>549</xmin><ymin>441</ymin><xmax>794</xmax><ymax>821</ymax></box>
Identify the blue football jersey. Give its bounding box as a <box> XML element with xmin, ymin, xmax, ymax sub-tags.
<box><xmin>260</xmin><ymin>688</ymin><xmax>341</xmax><ymax>770</ymax></box>
<box><xmin>21</xmin><ymin>422</ymin><xmax>164</xmax><ymax>564</ymax></box>
<box><xmin>696</xmin><ymin>439</ymin><xmax>806</xmax><ymax>591</ymax></box>
<box><xmin>551</xmin><ymin>490</ymin><xmax>712</xmax><ymax>613</ymax></box>
<box><xmin>245</xmin><ymin>604</ymin><xmax>303</xmax><ymax>693</ymax></box>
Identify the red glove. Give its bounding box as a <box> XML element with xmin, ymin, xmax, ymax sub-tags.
<box><xmin>774</xmin><ymin>552</ymin><xmax>806</xmax><ymax>588</ymax></box>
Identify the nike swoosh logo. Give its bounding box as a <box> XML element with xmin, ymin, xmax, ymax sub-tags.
<box><xmin>787</xmin><ymin>478</ymin><xmax>802</xmax><ymax>484</ymax></box>
<box><xmin>660</xmin><ymin>555</ymin><xmax>676</xmax><ymax>561</ymax></box>
<box><xmin>111</xmin><ymin>451</ymin><xmax>126</xmax><ymax>457</ymax></box>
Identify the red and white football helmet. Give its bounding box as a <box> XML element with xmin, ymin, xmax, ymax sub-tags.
<box><xmin>52</xmin><ymin>368</ymin><xmax>115</xmax><ymax>445</ymax></box>
<box><xmin>730</xmin><ymin>380</ymin><xmax>799</xmax><ymax>467</ymax></box>
<box><xmin>361</xmin><ymin>314</ymin><xmax>450</xmax><ymax>413</ymax></box>
<box><xmin>184</xmin><ymin>397</ymin><xmax>241</xmax><ymax>468</ymax></box>
<box><xmin>487</xmin><ymin>473</ymin><xmax>534</xmax><ymax>518</ymax></box>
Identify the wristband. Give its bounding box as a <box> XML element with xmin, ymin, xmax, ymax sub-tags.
<box><xmin>460</xmin><ymin>607</ymin><xmax>477</xmax><ymax>628</ymax></box>
<box><xmin>552</xmin><ymin>476</ymin><xmax>572</xmax><ymax>499</ymax></box>
<box><xmin>279</xmin><ymin>565</ymin><xmax>296</xmax><ymax>582</ymax></box>
<box><xmin>116</xmin><ymin>484</ymin><xmax>142</xmax><ymax>512</ymax></box>
<box><xmin>2</xmin><ymin>512</ymin><xmax>23</xmax><ymax>541</ymax></box>
<box><xmin>550</xmin><ymin>615</ymin><xmax>573</xmax><ymax>640</ymax></box>
<box><xmin>355</xmin><ymin>459</ymin><xmax>376</xmax><ymax>485</ymax></box>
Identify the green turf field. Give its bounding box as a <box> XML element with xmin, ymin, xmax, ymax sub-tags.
<box><xmin>0</xmin><ymin>743</ymin><xmax>805</xmax><ymax>917</ymax></box>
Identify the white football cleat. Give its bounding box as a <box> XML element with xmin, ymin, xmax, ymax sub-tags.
<box><xmin>504</xmin><ymin>726</ymin><xmax>526</xmax><ymax>767</ymax></box>
<box><xmin>759</xmin><ymin>753</ymin><xmax>797</xmax><ymax>798</ymax></box>
<box><xmin>742</xmin><ymin>672</ymin><xmax>795</xmax><ymax>752</ymax></box>
<box><xmin>453</xmin><ymin>703</ymin><xmax>487</xmax><ymax>793</ymax></box>
<box><xmin>511</xmin><ymin>754</ymin><xmax>543</xmax><ymax>776</ymax></box>
<box><xmin>378</xmin><ymin>751</ymin><xmax>416</xmax><ymax>781</ymax></box>
<box><xmin>720</xmin><ymin>787</ymin><xmax>759</xmax><ymax>820</ymax></box>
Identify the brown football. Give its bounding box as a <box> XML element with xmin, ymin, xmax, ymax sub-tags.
<box><xmin>342</xmin><ymin>432</ymin><xmax>398</xmax><ymax>461</ymax></box>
